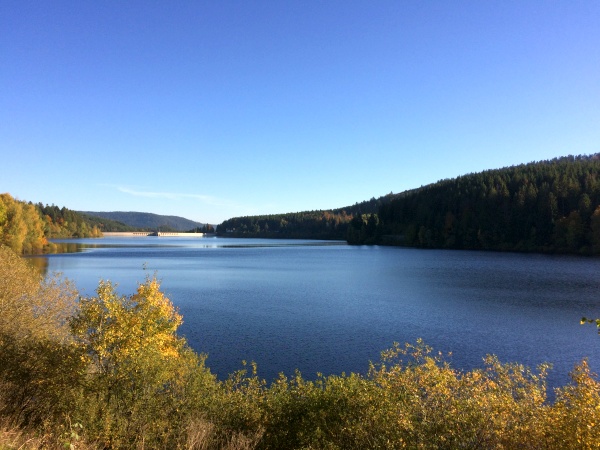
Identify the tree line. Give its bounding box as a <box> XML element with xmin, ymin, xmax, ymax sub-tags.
<box><xmin>348</xmin><ymin>154</ymin><xmax>600</xmax><ymax>254</ymax></box>
<box><xmin>189</xmin><ymin>223</ymin><xmax>216</xmax><ymax>233</ymax></box>
<box><xmin>217</xmin><ymin>210</ymin><xmax>354</xmax><ymax>240</ymax></box>
<box><xmin>215</xmin><ymin>194</ymin><xmax>399</xmax><ymax>241</ymax></box>
<box><xmin>6</xmin><ymin>153</ymin><xmax>600</xmax><ymax>255</ymax></box>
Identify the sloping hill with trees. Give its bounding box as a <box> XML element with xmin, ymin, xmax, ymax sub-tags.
<box><xmin>218</xmin><ymin>154</ymin><xmax>600</xmax><ymax>255</ymax></box>
<box><xmin>37</xmin><ymin>204</ymin><xmax>117</xmax><ymax>237</ymax></box>
<box><xmin>215</xmin><ymin>194</ymin><xmax>399</xmax><ymax>240</ymax></box>
<box><xmin>217</xmin><ymin>210</ymin><xmax>353</xmax><ymax>239</ymax></box>
<box><xmin>348</xmin><ymin>154</ymin><xmax>600</xmax><ymax>254</ymax></box>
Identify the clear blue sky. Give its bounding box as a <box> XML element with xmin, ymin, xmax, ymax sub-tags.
<box><xmin>2</xmin><ymin>1</ymin><xmax>599</xmax><ymax>224</ymax></box>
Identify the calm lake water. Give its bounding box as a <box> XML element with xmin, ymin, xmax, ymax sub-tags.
<box><xmin>38</xmin><ymin>237</ymin><xmax>600</xmax><ymax>390</ymax></box>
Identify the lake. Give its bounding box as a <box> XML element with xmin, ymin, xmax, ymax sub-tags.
<box><xmin>38</xmin><ymin>237</ymin><xmax>600</xmax><ymax>390</ymax></box>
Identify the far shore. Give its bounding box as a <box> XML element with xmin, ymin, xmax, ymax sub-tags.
<box><xmin>102</xmin><ymin>232</ymin><xmax>212</xmax><ymax>237</ymax></box>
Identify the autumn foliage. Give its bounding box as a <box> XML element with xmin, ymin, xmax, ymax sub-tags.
<box><xmin>1</xmin><ymin>245</ymin><xmax>600</xmax><ymax>449</ymax></box>
<box><xmin>0</xmin><ymin>193</ymin><xmax>102</xmax><ymax>255</ymax></box>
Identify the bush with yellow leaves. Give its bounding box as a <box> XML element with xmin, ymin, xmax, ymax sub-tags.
<box><xmin>70</xmin><ymin>276</ymin><xmax>216</xmax><ymax>449</ymax></box>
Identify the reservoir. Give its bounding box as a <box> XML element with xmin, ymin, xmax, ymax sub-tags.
<box><xmin>39</xmin><ymin>237</ymin><xmax>600</xmax><ymax>390</ymax></box>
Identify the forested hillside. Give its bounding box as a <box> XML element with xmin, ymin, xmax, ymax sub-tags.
<box><xmin>217</xmin><ymin>210</ymin><xmax>353</xmax><ymax>239</ymax></box>
<box><xmin>349</xmin><ymin>154</ymin><xmax>600</xmax><ymax>254</ymax></box>
<box><xmin>0</xmin><ymin>193</ymin><xmax>102</xmax><ymax>254</ymax></box>
<box><xmin>36</xmin><ymin>204</ymin><xmax>107</xmax><ymax>238</ymax></box>
<box><xmin>218</xmin><ymin>154</ymin><xmax>600</xmax><ymax>255</ymax></box>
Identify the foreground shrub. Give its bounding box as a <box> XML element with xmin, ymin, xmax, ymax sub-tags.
<box><xmin>546</xmin><ymin>360</ymin><xmax>600</xmax><ymax>449</ymax></box>
<box><xmin>0</xmin><ymin>245</ymin><xmax>77</xmax><ymax>343</ymax></box>
<box><xmin>209</xmin><ymin>340</ymin><xmax>599</xmax><ymax>449</ymax></box>
<box><xmin>248</xmin><ymin>341</ymin><xmax>553</xmax><ymax>449</ymax></box>
<box><xmin>362</xmin><ymin>341</ymin><xmax>551</xmax><ymax>449</ymax></box>
<box><xmin>0</xmin><ymin>245</ymin><xmax>82</xmax><ymax>428</ymax></box>
<box><xmin>70</xmin><ymin>276</ymin><xmax>218</xmax><ymax>449</ymax></box>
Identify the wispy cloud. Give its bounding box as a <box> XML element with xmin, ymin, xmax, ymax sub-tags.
<box><xmin>115</xmin><ymin>186</ymin><xmax>237</xmax><ymax>208</ymax></box>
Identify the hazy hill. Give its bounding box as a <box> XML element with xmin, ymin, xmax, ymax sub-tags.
<box><xmin>78</xmin><ymin>213</ymin><xmax>140</xmax><ymax>232</ymax></box>
<box><xmin>80</xmin><ymin>211</ymin><xmax>205</xmax><ymax>232</ymax></box>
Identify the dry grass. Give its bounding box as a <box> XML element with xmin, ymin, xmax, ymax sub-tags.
<box><xmin>0</xmin><ymin>422</ymin><xmax>52</xmax><ymax>450</ymax></box>
<box><xmin>185</xmin><ymin>419</ymin><xmax>263</xmax><ymax>450</ymax></box>
<box><xmin>0</xmin><ymin>417</ymin><xmax>262</xmax><ymax>450</ymax></box>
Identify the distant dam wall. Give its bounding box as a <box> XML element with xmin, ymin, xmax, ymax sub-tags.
<box><xmin>102</xmin><ymin>232</ymin><xmax>206</xmax><ymax>237</ymax></box>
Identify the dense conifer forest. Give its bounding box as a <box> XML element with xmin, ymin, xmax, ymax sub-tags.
<box><xmin>216</xmin><ymin>194</ymin><xmax>396</xmax><ymax>239</ymax></box>
<box><xmin>219</xmin><ymin>154</ymin><xmax>600</xmax><ymax>255</ymax></box>
<box><xmin>349</xmin><ymin>154</ymin><xmax>600</xmax><ymax>254</ymax></box>
<box><xmin>217</xmin><ymin>210</ymin><xmax>353</xmax><ymax>239</ymax></box>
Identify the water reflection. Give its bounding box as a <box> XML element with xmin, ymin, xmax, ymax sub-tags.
<box><xmin>24</xmin><ymin>255</ymin><xmax>49</xmax><ymax>276</ymax></box>
<box><xmin>48</xmin><ymin>237</ymin><xmax>345</xmax><ymax>251</ymax></box>
<box><xmin>47</xmin><ymin>242</ymin><xmax>88</xmax><ymax>254</ymax></box>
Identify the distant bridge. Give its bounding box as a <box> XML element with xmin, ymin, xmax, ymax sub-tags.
<box><xmin>102</xmin><ymin>232</ymin><xmax>207</xmax><ymax>237</ymax></box>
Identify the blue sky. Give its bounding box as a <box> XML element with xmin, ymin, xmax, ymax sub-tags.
<box><xmin>2</xmin><ymin>1</ymin><xmax>599</xmax><ymax>224</ymax></box>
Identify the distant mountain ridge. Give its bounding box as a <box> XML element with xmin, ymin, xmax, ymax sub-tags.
<box><xmin>80</xmin><ymin>211</ymin><xmax>205</xmax><ymax>232</ymax></box>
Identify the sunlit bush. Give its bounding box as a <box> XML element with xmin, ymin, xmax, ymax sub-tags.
<box><xmin>69</xmin><ymin>276</ymin><xmax>217</xmax><ymax>448</ymax></box>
